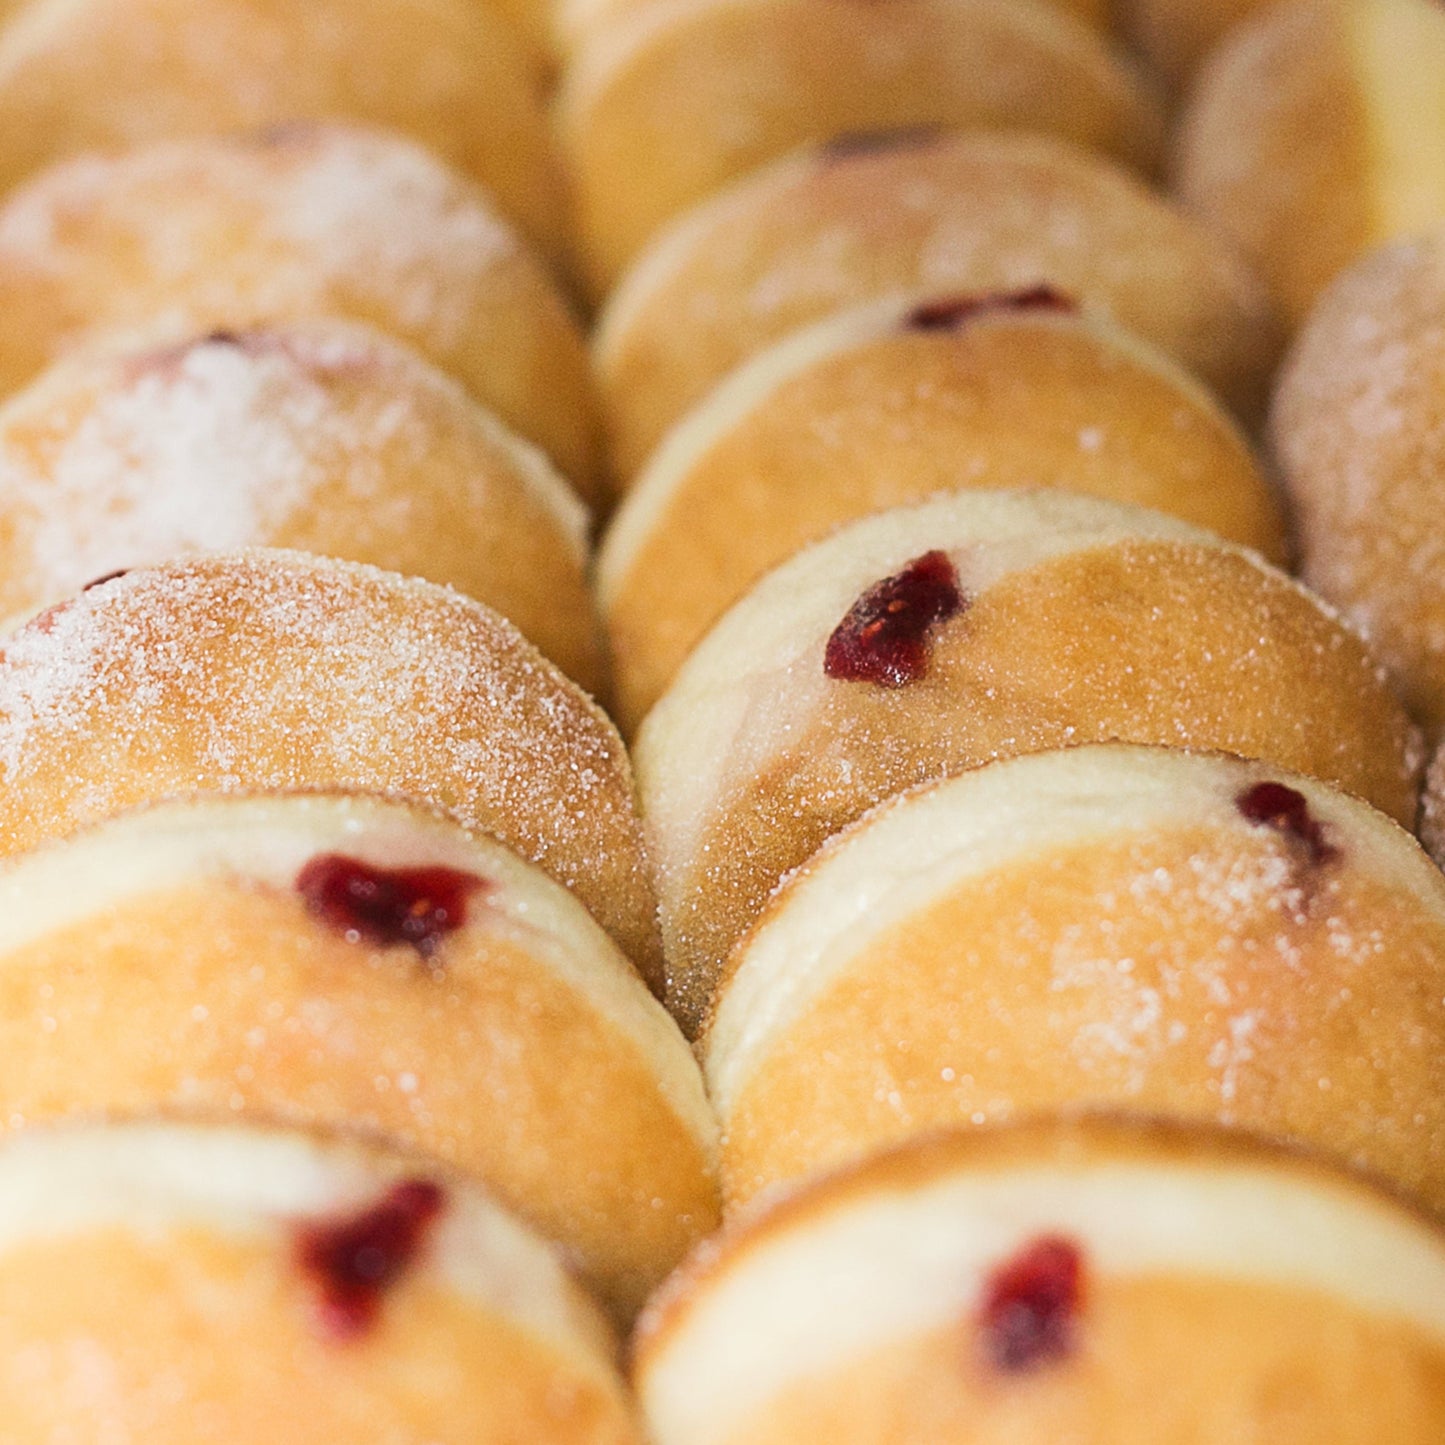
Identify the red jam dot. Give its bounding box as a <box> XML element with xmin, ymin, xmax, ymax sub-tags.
<box><xmin>906</xmin><ymin>285</ymin><xmax>1077</xmax><ymax>332</ymax></box>
<box><xmin>296</xmin><ymin>855</ymin><xmax>485</xmax><ymax>960</ymax></box>
<box><xmin>1235</xmin><ymin>781</ymin><xmax>1338</xmax><ymax>866</ymax></box>
<box><xmin>979</xmin><ymin>1235</ymin><xmax>1085</xmax><ymax>1373</ymax></box>
<box><xmin>296</xmin><ymin>1179</ymin><xmax>446</xmax><ymax>1340</ymax></box>
<box><xmin>824</xmin><ymin>550</ymin><xmax>966</xmax><ymax>687</ymax></box>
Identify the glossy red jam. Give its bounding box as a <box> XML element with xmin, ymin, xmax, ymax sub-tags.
<box><xmin>906</xmin><ymin>285</ymin><xmax>1076</xmax><ymax>332</ymax></box>
<box><xmin>1236</xmin><ymin>781</ymin><xmax>1338</xmax><ymax>866</ymax></box>
<box><xmin>296</xmin><ymin>1179</ymin><xmax>446</xmax><ymax>1339</ymax></box>
<box><xmin>296</xmin><ymin>855</ymin><xmax>484</xmax><ymax>960</ymax></box>
<box><xmin>979</xmin><ymin>1235</ymin><xmax>1084</xmax><ymax>1373</ymax></box>
<box><xmin>824</xmin><ymin>550</ymin><xmax>965</xmax><ymax>686</ymax></box>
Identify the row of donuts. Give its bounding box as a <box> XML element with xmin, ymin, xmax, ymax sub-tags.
<box><xmin>563</xmin><ymin>1</ymin><xmax>1445</xmax><ymax>1440</ymax></box>
<box><xmin>0</xmin><ymin>0</ymin><xmax>700</xmax><ymax>1438</ymax></box>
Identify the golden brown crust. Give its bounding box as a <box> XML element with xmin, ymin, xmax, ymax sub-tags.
<box><xmin>642</xmin><ymin>527</ymin><xmax>1420</xmax><ymax>1035</ymax></box>
<box><xmin>0</xmin><ymin>0</ymin><xmax>567</xmax><ymax>262</ymax></box>
<box><xmin>0</xmin><ymin>321</ymin><xmax>605</xmax><ymax>690</ymax></box>
<box><xmin>0</xmin><ymin>551</ymin><xmax>664</xmax><ymax>989</ymax></box>
<box><xmin>1173</xmin><ymin>0</ymin><xmax>1374</xmax><ymax>327</ymax></box>
<box><xmin>636</xmin><ymin>1112</ymin><xmax>1445</xmax><ymax>1362</ymax></box>
<box><xmin>602</xmin><ymin>309</ymin><xmax>1284</xmax><ymax>731</ymax></box>
<box><xmin>560</xmin><ymin>0</ymin><xmax>1163</xmax><ymax>294</ymax></box>
<box><xmin>713</xmin><ymin>788</ymin><xmax>1445</xmax><ymax>1212</ymax></box>
<box><xmin>596</xmin><ymin>130</ymin><xmax>1280</xmax><ymax>478</ymax></box>
<box><xmin>1271</xmin><ymin>232</ymin><xmax>1445</xmax><ymax>741</ymax></box>
<box><xmin>0</xmin><ymin>124</ymin><xmax>599</xmax><ymax>491</ymax></box>
<box><xmin>1122</xmin><ymin>0</ymin><xmax>1277</xmax><ymax>90</ymax></box>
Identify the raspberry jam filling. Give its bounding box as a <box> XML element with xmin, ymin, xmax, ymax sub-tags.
<box><xmin>296</xmin><ymin>856</ymin><xmax>485</xmax><ymax>960</ymax></box>
<box><xmin>1235</xmin><ymin>781</ymin><xmax>1338</xmax><ymax>866</ymax></box>
<box><xmin>906</xmin><ymin>285</ymin><xmax>1076</xmax><ymax>332</ymax></box>
<box><xmin>979</xmin><ymin>1234</ymin><xmax>1085</xmax><ymax>1373</ymax></box>
<box><xmin>296</xmin><ymin>1179</ymin><xmax>446</xmax><ymax>1339</ymax></box>
<box><xmin>824</xmin><ymin>550</ymin><xmax>966</xmax><ymax>686</ymax></box>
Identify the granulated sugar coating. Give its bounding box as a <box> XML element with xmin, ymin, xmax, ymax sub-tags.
<box><xmin>0</xmin><ymin>551</ymin><xmax>662</xmax><ymax>989</ymax></box>
<box><xmin>0</xmin><ymin>319</ymin><xmax>603</xmax><ymax>689</ymax></box>
<box><xmin>0</xmin><ymin>124</ymin><xmax>598</xmax><ymax>487</ymax></box>
<box><xmin>596</xmin><ymin>130</ymin><xmax>1281</xmax><ymax>478</ymax></box>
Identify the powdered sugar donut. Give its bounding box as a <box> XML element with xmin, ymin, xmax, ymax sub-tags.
<box><xmin>596</xmin><ymin>130</ymin><xmax>1279</xmax><ymax>479</ymax></box>
<box><xmin>0</xmin><ymin>320</ymin><xmax>604</xmax><ymax>690</ymax></box>
<box><xmin>636</xmin><ymin>1118</ymin><xmax>1445</xmax><ymax>1445</ymax></box>
<box><xmin>705</xmin><ymin>745</ymin><xmax>1445</xmax><ymax>1213</ymax></box>
<box><xmin>1272</xmin><ymin>230</ymin><xmax>1445</xmax><ymax>741</ymax></box>
<box><xmin>559</xmin><ymin>0</ymin><xmax>1162</xmax><ymax>293</ymax></box>
<box><xmin>0</xmin><ymin>1121</ymin><xmax>641</xmax><ymax>1442</ymax></box>
<box><xmin>636</xmin><ymin>491</ymin><xmax>1419</xmax><ymax>1034</ymax></box>
<box><xmin>0</xmin><ymin>551</ymin><xmax>662</xmax><ymax>990</ymax></box>
<box><xmin>0</xmin><ymin>0</ymin><xmax>567</xmax><ymax>261</ymax></box>
<box><xmin>1175</xmin><ymin>0</ymin><xmax>1445</xmax><ymax>327</ymax></box>
<box><xmin>0</xmin><ymin>793</ymin><xmax>717</xmax><ymax>1315</ymax></box>
<box><xmin>599</xmin><ymin>290</ymin><xmax>1283</xmax><ymax>731</ymax></box>
<box><xmin>0</xmin><ymin>125</ymin><xmax>598</xmax><ymax>489</ymax></box>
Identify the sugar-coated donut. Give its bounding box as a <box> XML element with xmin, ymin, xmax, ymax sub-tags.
<box><xmin>0</xmin><ymin>0</ymin><xmax>567</xmax><ymax>261</ymax></box>
<box><xmin>1272</xmin><ymin>231</ymin><xmax>1445</xmax><ymax>741</ymax></box>
<box><xmin>636</xmin><ymin>1118</ymin><xmax>1445</xmax><ymax>1445</ymax></box>
<box><xmin>596</xmin><ymin>130</ymin><xmax>1280</xmax><ymax>479</ymax></box>
<box><xmin>0</xmin><ymin>320</ymin><xmax>605</xmax><ymax>690</ymax></box>
<box><xmin>1175</xmin><ymin>0</ymin><xmax>1445</xmax><ymax>328</ymax></box>
<box><xmin>559</xmin><ymin>0</ymin><xmax>1162</xmax><ymax>293</ymax></box>
<box><xmin>0</xmin><ymin>1121</ymin><xmax>641</xmax><ymax>1443</ymax></box>
<box><xmin>1121</xmin><ymin>0</ymin><xmax>1275</xmax><ymax>90</ymax></box>
<box><xmin>636</xmin><ymin>491</ymin><xmax>1419</xmax><ymax>1035</ymax></box>
<box><xmin>705</xmin><ymin>745</ymin><xmax>1445</xmax><ymax>1213</ymax></box>
<box><xmin>0</xmin><ymin>551</ymin><xmax>663</xmax><ymax>989</ymax></box>
<box><xmin>0</xmin><ymin>792</ymin><xmax>717</xmax><ymax>1315</ymax></box>
<box><xmin>556</xmin><ymin>0</ymin><xmax>1112</xmax><ymax>67</ymax></box>
<box><xmin>599</xmin><ymin>291</ymin><xmax>1284</xmax><ymax>731</ymax></box>
<box><xmin>0</xmin><ymin>124</ymin><xmax>599</xmax><ymax>489</ymax></box>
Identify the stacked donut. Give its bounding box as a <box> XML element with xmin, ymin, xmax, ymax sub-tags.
<box><xmin>0</xmin><ymin>0</ymin><xmax>1444</xmax><ymax>1439</ymax></box>
<box><xmin>0</xmin><ymin>1</ymin><xmax>719</xmax><ymax>1438</ymax></box>
<box><xmin>558</xmin><ymin>0</ymin><xmax>1445</xmax><ymax>1440</ymax></box>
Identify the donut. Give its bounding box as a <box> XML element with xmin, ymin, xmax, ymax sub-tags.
<box><xmin>705</xmin><ymin>744</ymin><xmax>1445</xmax><ymax>1213</ymax></box>
<box><xmin>634</xmin><ymin>490</ymin><xmax>1420</xmax><ymax>1034</ymax></box>
<box><xmin>559</xmin><ymin>0</ymin><xmax>1163</xmax><ymax>295</ymax></box>
<box><xmin>0</xmin><ymin>0</ymin><xmax>567</xmax><ymax>262</ymax></box>
<box><xmin>0</xmin><ymin>1120</ymin><xmax>641</xmax><ymax>1442</ymax></box>
<box><xmin>0</xmin><ymin>124</ymin><xmax>599</xmax><ymax>490</ymax></box>
<box><xmin>556</xmin><ymin>0</ymin><xmax>1113</xmax><ymax>66</ymax></box>
<box><xmin>1120</xmin><ymin>0</ymin><xmax>1276</xmax><ymax>89</ymax></box>
<box><xmin>635</xmin><ymin>1118</ymin><xmax>1445</xmax><ymax>1445</ymax></box>
<box><xmin>0</xmin><ymin>550</ymin><xmax>663</xmax><ymax>990</ymax></box>
<box><xmin>0</xmin><ymin>320</ymin><xmax>605</xmax><ymax>691</ymax></box>
<box><xmin>599</xmin><ymin>290</ymin><xmax>1284</xmax><ymax>731</ymax></box>
<box><xmin>1271</xmin><ymin>231</ymin><xmax>1445</xmax><ymax>741</ymax></box>
<box><xmin>1174</xmin><ymin>0</ymin><xmax>1445</xmax><ymax>328</ymax></box>
<box><xmin>595</xmin><ymin>130</ymin><xmax>1280</xmax><ymax>479</ymax></box>
<box><xmin>0</xmin><ymin>791</ymin><xmax>717</xmax><ymax>1315</ymax></box>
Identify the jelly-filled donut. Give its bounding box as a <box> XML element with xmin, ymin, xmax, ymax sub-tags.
<box><xmin>559</xmin><ymin>0</ymin><xmax>1163</xmax><ymax>293</ymax></box>
<box><xmin>0</xmin><ymin>320</ymin><xmax>605</xmax><ymax>689</ymax></box>
<box><xmin>596</xmin><ymin>130</ymin><xmax>1279</xmax><ymax>478</ymax></box>
<box><xmin>1175</xmin><ymin>0</ymin><xmax>1445</xmax><ymax>327</ymax></box>
<box><xmin>599</xmin><ymin>291</ymin><xmax>1283</xmax><ymax>731</ymax></box>
<box><xmin>0</xmin><ymin>793</ymin><xmax>717</xmax><ymax>1315</ymax></box>
<box><xmin>0</xmin><ymin>551</ymin><xmax>662</xmax><ymax>988</ymax></box>
<box><xmin>635</xmin><ymin>490</ymin><xmax>1418</xmax><ymax>1034</ymax></box>
<box><xmin>0</xmin><ymin>0</ymin><xmax>566</xmax><ymax>261</ymax></box>
<box><xmin>705</xmin><ymin>745</ymin><xmax>1445</xmax><ymax>1213</ymax></box>
<box><xmin>0</xmin><ymin>1121</ymin><xmax>641</xmax><ymax>1443</ymax></box>
<box><xmin>1272</xmin><ymin>231</ymin><xmax>1445</xmax><ymax>741</ymax></box>
<box><xmin>636</xmin><ymin>1118</ymin><xmax>1445</xmax><ymax>1445</ymax></box>
<box><xmin>0</xmin><ymin>124</ymin><xmax>598</xmax><ymax>489</ymax></box>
